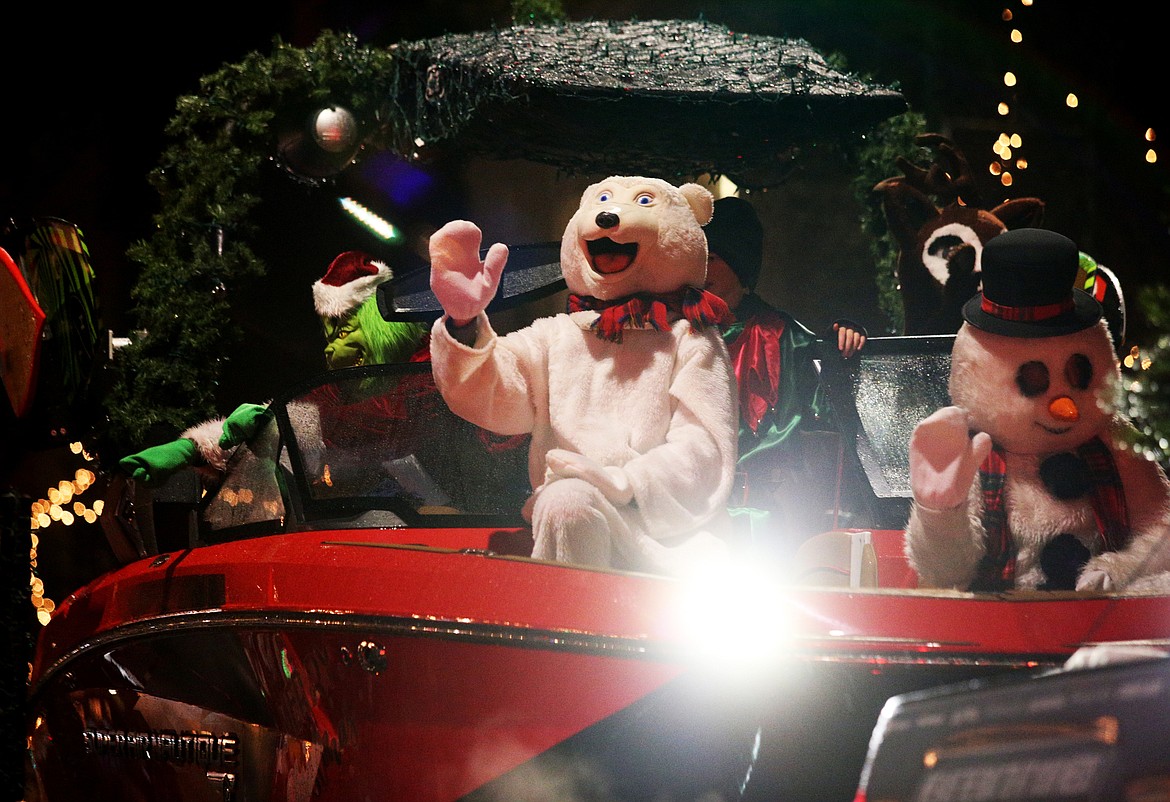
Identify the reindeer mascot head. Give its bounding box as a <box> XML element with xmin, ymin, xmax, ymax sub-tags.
<box><xmin>874</xmin><ymin>133</ymin><xmax>1046</xmax><ymax>335</ymax></box>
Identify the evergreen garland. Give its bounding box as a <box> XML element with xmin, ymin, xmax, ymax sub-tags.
<box><xmin>1124</xmin><ymin>283</ymin><xmax>1170</xmax><ymax>472</ymax></box>
<box><xmin>510</xmin><ymin>0</ymin><xmax>567</xmax><ymax>24</ymax></box>
<box><xmin>105</xmin><ymin>32</ymin><xmax>406</xmax><ymax>451</ymax></box>
<box><xmin>849</xmin><ymin>109</ymin><xmax>928</xmax><ymax>335</ymax></box>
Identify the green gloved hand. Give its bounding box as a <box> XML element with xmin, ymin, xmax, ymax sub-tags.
<box><xmin>118</xmin><ymin>438</ymin><xmax>199</xmax><ymax>486</ymax></box>
<box><xmin>219</xmin><ymin>403</ymin><xmax>272</xmax><ymax>449</ymax></box>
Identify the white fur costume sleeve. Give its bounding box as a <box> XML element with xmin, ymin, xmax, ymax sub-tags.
<box><xmin>182</xmin><ymin>417</ymin><xmax>232</xmax><ymax>472</ymax></box>
<box><xmin>904</xmin><ymin>500</ymin><xmax>985</xmax><ymax>590</ymax></box>
<box><xmin>431</xmin><ymin>310</ymin><xmax>738</xmax><ymax>574</ymax></box>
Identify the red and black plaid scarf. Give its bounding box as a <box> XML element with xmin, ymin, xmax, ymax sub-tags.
<box><xmin>973</xmin><ymin>437</ymin><xmax>1130</xmax><ymax>590</ymax></box>
<box><xmin>567</xmin><ymin>287</ymin><xmax>731</xmax><ymax>343</ymax></box>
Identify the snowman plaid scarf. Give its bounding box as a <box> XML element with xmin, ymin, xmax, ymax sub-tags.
<box><xmin>972</xmin><ymin>436</ymin><xmax>1130</xmax><ymax>590</ymax></box>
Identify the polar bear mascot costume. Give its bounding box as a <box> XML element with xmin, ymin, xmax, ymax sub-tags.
<box><xmin>427</xmin><ymin>176</ymin><xmax>739</xmax><ymax>576</ymax></box>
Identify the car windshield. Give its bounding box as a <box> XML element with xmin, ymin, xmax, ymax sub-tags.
<box><xmin>201</xmin><ymin>362</ymin><xmax>532</xmax><ymax>535</ymax></box>
<box><xmin>817</xmin><ymin>334</ymin><xmax>956</xmax><ymax>530</ymax></box>
<box><xmin>199</xmin><ymin>337</ymin><xmax>951</xmax><ymax>549</ymax></box>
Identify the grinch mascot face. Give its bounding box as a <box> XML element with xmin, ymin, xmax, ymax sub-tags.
<box><xmin>314</xmin><ymin>252</ymin><xmax>428</xmax><ymax>370</ymax></box>
<box><xmin>321</xmin><ymin>312</ymin><xmax>369</xmax><ymax>369</ymax></box>
<box><xmin>320</xmin><ymin>296</ymin><xmax>427</xmax><ymax>370</ymax></box>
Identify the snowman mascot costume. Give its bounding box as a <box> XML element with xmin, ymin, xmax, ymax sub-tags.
<box><xmin>905</xmin><ymin>228</ymin><xmax>1170</xmax><ymax>593</ymax></box>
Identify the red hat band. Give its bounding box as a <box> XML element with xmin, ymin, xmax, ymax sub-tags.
<box><xmin>979</xmin><ymin>295</ymin><xmax>1075</xmax><ymax>324</ymax></box>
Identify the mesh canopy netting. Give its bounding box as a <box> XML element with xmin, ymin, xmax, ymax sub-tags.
<box><xmin>393</xmin><ymin>19</ymin><xmax>906</xmax><ymax>186</ymax></box>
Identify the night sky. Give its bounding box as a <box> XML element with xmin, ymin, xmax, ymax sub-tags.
<box><xmin>3</xmin><ymin>0</ymin><xmax>1166</xmax><ymax>381</ymax></box>
<box><xmin>2</xmin><ymin>6</ymin><xmax>1166</xmax><ymax>788</ymax></box>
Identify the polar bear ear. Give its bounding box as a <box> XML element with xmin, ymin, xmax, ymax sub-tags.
<box><xmin>677</xmin><ymin>183</ymin><xmax>714</xmax><ymax>226</ymax></box>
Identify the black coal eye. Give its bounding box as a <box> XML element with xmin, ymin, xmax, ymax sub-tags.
<box><xmin>1065</xmin><ymin>353</ymin><xmax>1093</xmax><ymax>390</ymax></box>
<box><xmin>1016</xmin><ymin>361</ymin><xmax>1049</xmax><ymax>397</ymax></box>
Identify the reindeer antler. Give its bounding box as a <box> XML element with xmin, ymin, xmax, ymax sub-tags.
<box><xmin>892</xmin><ymin>133</ymin><xmax>984</xmax><ymax>209</ymax></box>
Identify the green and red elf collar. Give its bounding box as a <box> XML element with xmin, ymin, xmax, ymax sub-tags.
<box><xmin>723</xmin><ymin>299</ymin><xmax>789</xmax><ymax>435</ymax></box>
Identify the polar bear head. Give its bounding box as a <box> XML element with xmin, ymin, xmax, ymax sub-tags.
<box><xmin>560</xmin><ymin>176</ymin><xmax>714</xmax><ymax>300</ymax></box>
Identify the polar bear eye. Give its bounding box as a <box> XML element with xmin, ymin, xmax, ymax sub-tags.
<box><xmin>635</xmin><ymin>193</ymin><xmax>654</xmax><ymax>205</ymax></box>
<box><xmin>1015</xmin><ymin>361</ymin><xmax>1049</xmax><ymax>397</ymax></box>
<box><xmin>598</xmin><ymin>191</ymin><xmax>612</xmax><ymax>203</ymax></box>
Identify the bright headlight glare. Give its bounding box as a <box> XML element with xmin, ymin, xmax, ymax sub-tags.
<box><xmin>669</xmin><ymin>556</ymin><xmax>795</xmax><ymax>678</ymax></box>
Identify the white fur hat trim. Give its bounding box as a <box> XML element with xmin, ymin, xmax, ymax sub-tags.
<box><xmin>313</xmin><ymin>251</ymin><xmax>393</xmax><ymax>318</ymax></box>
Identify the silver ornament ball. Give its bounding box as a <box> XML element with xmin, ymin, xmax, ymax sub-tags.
<box><xmin>313</xmin><ymin>106</ymin><xmax>358</xmax><ymax>154</ymax></box>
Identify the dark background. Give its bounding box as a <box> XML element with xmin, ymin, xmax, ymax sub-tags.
<box><xmin>2</xmin><ymin>3</ymin><xmax>1167</xmax><ymax>799</ymax></box>
<box><xmin>4</xmin><ymin>0</ymin><xmax>1167</xmax><ymax>350</ymax></box>
<box><xmin>3</xmin><ymin>0</ymin><xmax>1167</xmax><ymax>586</ymax></box>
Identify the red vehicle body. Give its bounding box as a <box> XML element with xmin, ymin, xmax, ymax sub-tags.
<box><xmin>23</xmin><ymin>340</ymin><xmax>1170</xmax><ymax>801</ymax></box>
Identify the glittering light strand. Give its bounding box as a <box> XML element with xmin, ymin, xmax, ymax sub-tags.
<box><xmin>1124</xmin><ymin>345</ymin><xmax>1155</xmax><ymax>372</ymax></box>
<box><xmin>339</xmin><ymin>197</ymin><xmax>400</xmax><ymax>242</ymax></box>
<box><xmin>992</xmin><ymin>4</ymin><xmax>1162</xmax><ymax>190</ymax></box>
<box><xmin>28</xmin><ymin>445</ymin><xmax>104</xmax><ymax>626</ymax></box>
<box><xmin>988</xmin><ymin>7</ymin><xmax>1035</xmax><ymax>190</ymax></box>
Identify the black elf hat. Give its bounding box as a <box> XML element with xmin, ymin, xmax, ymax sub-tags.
<box><xmin>705</xmin><ymin>196</ymin><xmax>764</xmax><ymax>291</ymax></box>
<box><xmin>962</xmin><ymin>228</ymin><xmax>1102</xmax><ymax>338</ymax></box>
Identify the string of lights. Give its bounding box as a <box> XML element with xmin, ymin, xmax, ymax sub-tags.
<box><xmin>26</xmin><ymin>442</ymin><xmax>104</xmax><ymax>626</ymax></box>
<box><xmin>988</xmin><ymin>2</ymin><xmax>1162</xmax><ymax>467</ymax></box>
<box><xmin>991</xmin><ymin>1</ymin><xmax>1157</xmax><ymax>185</ymax></box>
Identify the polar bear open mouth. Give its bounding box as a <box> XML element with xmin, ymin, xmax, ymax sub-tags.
<box><xmin>586</xmin><ymin>237</ymin><xmax>638</xmax><ymax>274</ymax></box>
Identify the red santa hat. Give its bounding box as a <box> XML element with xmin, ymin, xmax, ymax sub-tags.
<box><xmin>312</xmin><ymin>251</ymin><xmax>393</xmax><ymax>318</ymax></box>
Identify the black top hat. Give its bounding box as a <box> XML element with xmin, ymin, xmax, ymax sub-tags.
<box><xmin>962</xmin><ymin>228</ymin><xmax>1102</xmax><ymax>337</ymax></box>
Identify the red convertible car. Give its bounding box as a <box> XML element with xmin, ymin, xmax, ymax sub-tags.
<box><xmin>23</xmin><ymin>336</ymin><xmax>1170</xmax><ymax>802</ymax></box>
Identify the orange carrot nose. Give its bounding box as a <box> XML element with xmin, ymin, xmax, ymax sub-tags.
<box><xmin>1049</xmin><ymin>396</ymin><xmax>1079</xmax><ymax>422</ymax></box>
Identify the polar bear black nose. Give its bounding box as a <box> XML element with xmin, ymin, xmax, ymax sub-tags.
<box><xmin>595</xmin><ymin>211</ymin><xmax>619</xmax><ymax>229</ymax></box>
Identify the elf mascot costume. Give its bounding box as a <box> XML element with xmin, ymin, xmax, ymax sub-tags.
<box><xmin>118</xmin><ymin>251</ymin><xmax>428</xmax><ymax>486</ymax></box>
